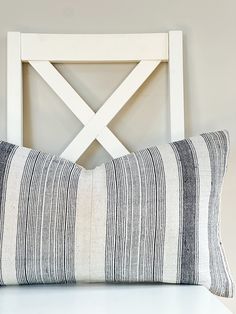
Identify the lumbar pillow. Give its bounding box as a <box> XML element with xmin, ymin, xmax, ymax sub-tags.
<box><xmin>0</xmin><ymin>130</ymin><xmax>233</xmax><ymax>297</ymax></box>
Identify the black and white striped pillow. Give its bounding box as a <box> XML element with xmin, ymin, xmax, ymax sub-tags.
<box><xmin>0</xmin><ymin>130</ymin><xmax>233</xmax><ymax>297</ymax></box>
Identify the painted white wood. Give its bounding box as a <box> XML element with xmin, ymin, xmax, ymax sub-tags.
<box><xmin>168</xmin><ymin>31</ymin><xmax>185</xmax><ymax>141</ymax></box>
<box><xmin>0</xmin><ymin>284</ymin><xmax>231</xmax><ymax>314</ymax></box>
<box><xmin>29</xmin><ymin>61</ymin><xmax>129</xmax><ymax>158</ymax></box>
<box><xmin>21</xmin><ymin>33</ymin><xmax>168</xmax><ymax>62</ymax></box>
<box><xmin>6</xmin><ymin>31</ymin><xmax>184</xmax><ymax>160</ymax></box>
<box><xmin>7</xmin><ymin>32</ymin><xmax>23</xmax><ymax>145</ymax></box>
<box><xmin>61</xmin><ymin>60</ymin><xmax>160</xmax><ymax>162</ymax></box>
<box><xmin>6</xmin><ymin>31</ymin><xmax>229</xmax><ymax>312</ymax></box>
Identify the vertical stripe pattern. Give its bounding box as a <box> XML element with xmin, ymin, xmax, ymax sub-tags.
<box><xmin>172</xmin><ymin>140</ymin><xmax>198</xmax><ymax>284</ymax></box>
<box><xmin>105</xmin><ymin>131</ymin><xmax>233</xmax><ymax>297</ymax></box>
<box><xmin>0</xmin><ymin>144</ymin><xmax>82</xmax><ymax>286</ymax></box>
<box><xmin>1</xmin><ymin>147</ymin><xmax>30</xmax><ymax>284</ymax></box>
<box><xmin>201</xmin><ymin>131</ymin><xmax>234</xmax><ymax>297</ymax></box>
<box><xmin>0</xmin><ymin>131</ymin><xmax>233</xmax><ymax>298</ymax></box>
<box><xmin>0</xmin><ymin>142</ymin><xmax>16</xmax><ymax>284</ymax></box>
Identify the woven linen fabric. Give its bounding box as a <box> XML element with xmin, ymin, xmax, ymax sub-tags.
<box><xmin>0</xmin><ymin>130</ymin><xmax>233</xmax><ymax>297</ymax></box>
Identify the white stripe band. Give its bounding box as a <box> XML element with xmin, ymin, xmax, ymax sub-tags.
<box><xmin>160</xmin><ymin>144</ymin><xmax>180</xmax><ymax>283</ymax></box>
<box><xmin>191</xmin><ymin>136</ymin><xmax>211</xmax><ymax>288</ymax></box>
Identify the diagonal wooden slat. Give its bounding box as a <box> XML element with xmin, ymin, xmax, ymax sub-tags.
<box><xmin>61</xmin><ymin>60</ymin><xmax>161</xmax><ymax>162</ymax></box>
<box><xmin>29</xmin><ymin>61</ymin><xmax>129</xmax><ymax>159</ymax></box>
<box><xmin>7</xmin><ymin>32</ymin><xmax>185</xmax><ymax>165</ymax></box>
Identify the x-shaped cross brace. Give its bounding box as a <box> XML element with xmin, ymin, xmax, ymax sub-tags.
<box><xmin>30</xmin><ymin>60</ymin><xmax>160</xmax><ymax>162</ymax></box>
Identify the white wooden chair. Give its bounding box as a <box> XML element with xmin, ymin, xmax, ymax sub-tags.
<box><xmin>7</xmin><ymin>32</ymin><xmax>184</xmax><ymax>161</ymax></box>
<box><xmin>2</xmin><ymin>31</ymin><xmax>231</xmax><ymax>314</ymax></box>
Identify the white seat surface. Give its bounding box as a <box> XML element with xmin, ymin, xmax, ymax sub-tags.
<box><xmin>0</xmin><ymin>284</ymin><xmax>231</xmax><ymax>314</ymax></box>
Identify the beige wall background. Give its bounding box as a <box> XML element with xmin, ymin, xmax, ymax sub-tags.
<box><xmin>0</xmin><ymin>0</ymin><xmax>235</xmax><ymax>311</ymax></box>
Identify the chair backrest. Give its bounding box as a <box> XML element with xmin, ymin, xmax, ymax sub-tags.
<box><xmin>7</xmin><ymin>31</ymin><xmax>184</xmax><ymax>162</ymax></box>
